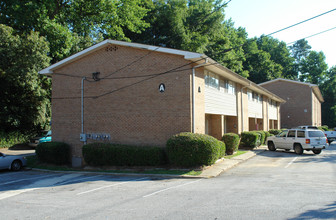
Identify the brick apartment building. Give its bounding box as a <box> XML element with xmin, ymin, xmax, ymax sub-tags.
<box><xmin>259</xmin><ymin>78</ymin><xmax>324</xmax><ymax>129</ymax></box>
<box><xmin>39</xmin><ymin>40</ymin><xmax>284</xmax><ymax>166</ymax></box>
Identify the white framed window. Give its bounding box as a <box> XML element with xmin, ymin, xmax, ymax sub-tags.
<box><xmin>228</xmin><ymin>81</ymin><xmax>236</xmax><ymax>95</ymax></box>
<box><xmin>247</xmin><ymin>90</ymin><xmax>253</xmax><ymax>100</ymax></box>
<box><xmin>205</xmin><ymin>72</ymin><xmax>219</xmax><ymax>89</ymax></box>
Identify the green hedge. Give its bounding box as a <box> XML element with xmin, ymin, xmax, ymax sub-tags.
<box><xmin>0</xmin><ymin>131</ymin><xmax>30</xmax><ymax>148</ymax></box>
<box><xmin>36</xmin><ymin>142</ymin><xmax>71</xmax><ymax>165</ymax></box>
<box><xmin>240</xmin><ymin>131</ymin><xmax>260</xmax><ymax>149</ymax></box>
<box><xmin>253</xmin><ymin>130</ymin><xmax>266</xmax><ymax>145</ymax></box>
<box><xmin>318</xmin><ymin>125</ymin><xmax>329</xmax><ymax>131</ymax></box>
<box><xmin>82</xmin><ymin>143</ymin><xmax>167</xmax><ymax>166</ymax></box>
<box><xmin>166</xmin><ymin>132</ymin><xmax>225</xmax><ymax>167</ymax></box>
<box><xmin>269</xmin><ymin>129</ymin><xmax>282</xmax><ymax>136</ymax></box>
<box><xmin>222</xmin><ymin>133</ymin><xmax>240</xmax><ymax>155</ymax></box>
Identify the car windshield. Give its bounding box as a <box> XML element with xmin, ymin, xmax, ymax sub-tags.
<box><xmin>308</xmin><ymin>131</ymin><xmax>325</xmax><ymax>137</ymax></box>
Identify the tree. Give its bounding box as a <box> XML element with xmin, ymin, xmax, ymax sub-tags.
<box><xmin>242</xmin><ymin>38</ymin><xmax>283</xmax><ymax>84</ymax></box>
<box><xmin>320</xmin><ymin>66</ymin><xmax>336</xmax><ymax>127</ymax></box>
<box><xmin>299</xmin><ymin>51</ymin><xmax>328</xmax><ymax>85</ymax></box>
<box><xmin>0</xmin><ymin>0</ymin><xmax>150</xmax><ymax>63</ymax></box>
<box><xmin>0</xmin><ymin>24</ymin><xmax>51</xmax><ymax>133</ymax></box>
<box><xmin>256</xmin><ymin>35</ymin><xmax>295</xmax><ymax>80</ymax></box>
<box><xmin>128</xmin><ymin>0</ymin><xmax>226</xmax><ymax>53</ymax></box>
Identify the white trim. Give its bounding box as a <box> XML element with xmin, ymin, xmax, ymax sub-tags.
<box><xmin>39</xmin><ymin>39</ymin><xmax>203</xmax><ymax>74</ymax></box>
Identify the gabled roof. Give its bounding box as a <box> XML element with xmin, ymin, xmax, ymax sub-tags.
<box><xmin>259</xmin><ymin>78</ymin><xmax>324</xmax><ymax>103</ymax></box>
<box><xmin>39</xmin><ymin>39</ymin><xmax>285</xmax><ymax>103</ymax></box>
<box><xmin>39</xmin><ymin>39</ymin><xmax>205</xmax><ymax>75</ymax></box>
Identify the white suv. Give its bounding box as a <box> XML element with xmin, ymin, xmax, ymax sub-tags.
<box><xmin>266</xmin><ymin>128</ymin><xmax>327</xmax><ymax>155</ymax></box>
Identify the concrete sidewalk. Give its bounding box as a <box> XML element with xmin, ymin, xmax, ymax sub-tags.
<box><xmin>196</xmin><ymin>145</ymin><xmax>267</xmax><ymax>178</ymax></box>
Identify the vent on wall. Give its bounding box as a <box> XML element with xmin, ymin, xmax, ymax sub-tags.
<box><xmin>105</xmin><ymin>45</ymin><xmax>118</xmax><ymax>52</ymax></box>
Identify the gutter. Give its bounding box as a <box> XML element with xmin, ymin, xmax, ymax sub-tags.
<box><xmin>192</xmin><ymin>59</ymin><xmax>208</xmax><ymax>133</ymax></box>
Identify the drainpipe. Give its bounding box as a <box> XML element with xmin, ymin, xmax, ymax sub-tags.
<box><xmin>192</xmin><ymin>58</ymin><xmax>208</xmax><ymax>133</ymax></box>
<box><xmin>81</xmin><ymin>77</ymin><xmax>87</xmax><ymax>145</ymax></box>
<box><xmin>241</xmin><ymin>83</ymin><xmax>251</xmax><ymax>133</ymax></box>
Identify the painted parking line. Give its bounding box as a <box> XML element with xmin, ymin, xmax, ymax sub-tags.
<box><xmin>143</xmin><ymin>179</ymin><xmax>203</xmax><ymax>198</ymax></box>
<box><xmin>77</xmin><ymin>177</ymin><xmax>148</xmax><ymax>196</ymax></box>
<box><xmin>285</xmin><ymin>157</ymin><xmax>298</xmax><ymax>168</ymax></box>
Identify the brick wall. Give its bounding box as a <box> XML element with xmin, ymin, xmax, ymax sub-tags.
<box><xmin>52</xmin><ymin>44</ymin><xmax>194</xmax><ymax>158</ymax></box>
<box><xmin>261</xmin><ymin>81</ymin><xmax>312</xmax><ymax>128</ymax></box>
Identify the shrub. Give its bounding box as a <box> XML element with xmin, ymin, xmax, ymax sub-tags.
<box><xmin>0</xmin><ymin>131</ymin><xmax>30</xmax><ymax>148</ymax></box>
<box><xmin>269</xmin><ymin>129</ymin><xmax>282</xmax><ymax>136</ymax></box>
<box><xmin>264</xmin><ymin>131</ymin><xmax>271</xmax><ymax>144</ymax></box>
<box><xmin>166</xmin><ymin>132</ymin><xmax>225</xmax><ymax>167</ymax></box>
<box><xmin>253</xmin><ymin>130</ymin><xmax>266</xmax><ymax>145</ymax></box>
<box><xmin>36</xmin><ymin>142</ymin><xmax>71</xmax><ymax>165</ymax></box>
<box><xmin>240</xmin><ymin>131</ymin><xmax>260</xmax><ymax>149</ymax></box>
<box><xmin>82</xmin><ymin>143</ymin><xmax>167</xmax><ymax>166</ymax></box>
<box><xmin>318</xmin><ymin>125</ymin><xmax>329</xmax><ymax>131</ymax></box>
<box><xmin>222</xmin><ymin>133</ymin><xmax>240</xmax><ymax>155</ymax></box>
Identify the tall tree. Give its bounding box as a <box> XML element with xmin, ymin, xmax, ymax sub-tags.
<box><xmin>299</xmin><ymin>51</ymin><xmax>328</xmax><ymax>85</ymax></box>
<box><xmin>256</xmin><ymin>35</ymin><xmax>295</xmax><ymax>80</ymax></box>
<box><xmin>242</xmin><ymin>38</ymin><xmax>283</xmax><ymax>83</ymax></box>
<box><xmin>0</xmin><ymin>0</ymin><xmax>150</xmax><ymax>63</ymax></box>
<box><xmin>320</xmin><ymin>66</ymin><xmax>336</xmax><ymax>127</ymax></box>
<box><xmin>0</xmin><ymin>24</ymin><xmax>51</xmax><ymax>133</ymax></box>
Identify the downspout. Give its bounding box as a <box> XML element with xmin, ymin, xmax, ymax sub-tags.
<box><xmin>81</xmin><ymin>77</ymin><xmax>87</xmax><ymax>145</ymax></box>
<box><xmin>192</xmin><ymin>58</ymin><xmax>208</xmax><ymax>133</ymax></box>
<box><xmin>241</xmin><ymin>83</ymin><xmax>251</xmax><ymax>133</ymax></box>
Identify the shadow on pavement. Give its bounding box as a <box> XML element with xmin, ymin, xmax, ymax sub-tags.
<box><xmin>289</xmin><ymin>201</ymin><xmax>336</xmax><ymax>219</ymax></box>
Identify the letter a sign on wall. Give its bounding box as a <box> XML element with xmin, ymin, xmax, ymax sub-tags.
<box><xmin>159</xmin><ymin>83</ymin><xmax>165</xmax><ymax>93</ymax></box>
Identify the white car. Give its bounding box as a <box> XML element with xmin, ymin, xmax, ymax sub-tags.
<box><xmin>266</xmin><ymin>128</ymin><xmax>327</xmax><ymax>155</ymax></box>
<box><xmin>0</xmin><ymin>153</ymin><xmax>27</xmax><ymax>171</ymax></box>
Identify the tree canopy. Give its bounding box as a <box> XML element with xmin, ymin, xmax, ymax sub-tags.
<box><xmin>0</xmin><ymin>0</ymin><xmax>335</xmax><ymax>131</ymax></box>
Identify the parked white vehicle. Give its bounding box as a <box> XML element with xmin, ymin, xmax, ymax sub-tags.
<box><xmin>324</xmin><ymin>130</ymin><xmax>336</xmax><ymax>144</ymax></box>
<box><xmin>266</xmin><ymin>128</ymin><xmax>327</xmax><ymax>155</ymax></box>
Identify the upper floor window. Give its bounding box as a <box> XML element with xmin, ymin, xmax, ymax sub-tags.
<box><xmin>205</xmin><ymin>72</ymin><xmax>219</xmax><ymax>89</ymax></box>
<box><xmin>247</xmin><ymin>90</ymin><xmax>253</xmax><ymax>100</ymax></box>
<box><xmin>227</xmin><ymin>81</ymin><xmax>236</xmax><ymax>95</ymax></box>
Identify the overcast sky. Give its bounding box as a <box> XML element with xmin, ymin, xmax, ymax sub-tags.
<box><xmin>224</xmin><ymin>0</ymin><xmax>336</xmax><ymax>68</ymax></box>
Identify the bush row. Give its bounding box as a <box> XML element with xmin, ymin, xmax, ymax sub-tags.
<box><xmin>35</xmin><ymin>130</ymin><xmax>278</xmax><ymax>168</ymax></box>
<box><xmin>82</xmin><ymin>143</ymin><xmax>166</xmax><ymax>166</ymax></box>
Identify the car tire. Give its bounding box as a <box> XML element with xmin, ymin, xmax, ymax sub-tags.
<box><xmin>312</xmin><ymin>149</ymin><xmax>322</xmax><ymax>154</ymax></box>
<box><xmin>294</xmin><ymin>144</ymin><xmax>303</xmax><ymax>155</ymax></box>
<box><xmin>11</xmin><ymin>160</ymin><xmax>22</xmax><ymax>171</ymax></box>
<box><xmin>268</xmin><ymin>142</ymin><xmax>276</xmax><ymax>151</ymax></box>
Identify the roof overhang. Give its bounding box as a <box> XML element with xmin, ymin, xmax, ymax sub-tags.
<box><xmin>39</xmin><ymin>39</ymin><xmax>204</xmax><ymax>75</ymax></box>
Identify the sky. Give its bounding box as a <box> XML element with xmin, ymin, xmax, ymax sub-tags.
<box><xmin>224</xmin><ymin>0</ymin><xmax>336</xmax><ymax>68</ymax></box>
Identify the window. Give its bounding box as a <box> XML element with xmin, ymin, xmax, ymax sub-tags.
<box><xmin>288</xmin><ymin>130</ymin><xmax>296</xmax><ymax>137</ymax></box>
<box><xmin>205</xmin><ymin>72</ymin><xmax>219</xmax><ymax>89</ymax></box>
<box><xmin>279</xmin><ymin>131</ymin><xmax>288</xmax><ymax>137</ymax></box>
<box><xmin>228</xmin><ymin>81</ymin><xmax>236</xmax><ymax>95</ymax></box>
<box><xmin>297</xmin><ymin>131</ymin><xmax>305</xmax><ymax>138</ymax></box>
<box><xmin>247</xmin><ymin>90</ymin><xmax>252</xmax><ymax>100</ymax></box>
<box><xmin>308</xmin><ymin>131</ymin><xmax>325</xmax><ymax>138</ymax></box>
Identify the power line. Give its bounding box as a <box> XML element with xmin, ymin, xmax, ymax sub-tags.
<box><xmin>266</xmin><ymin>8</ymin><xmax>336</xmax><ymax>36</ymax></box>
<box><xmin>287</xmin><ymin>26</ymin><xmax>336</xmax><ymax>45</ymax></box>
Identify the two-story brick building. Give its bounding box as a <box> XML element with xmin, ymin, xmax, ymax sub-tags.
<box><xmin>39</xmin><ymin>40</ymin><xmax>284</xmax><ymax>166</ymax></box>
<box><xmin>259</xmin><ymin>78</ymin><xmax>324</xmax><ymax>129</ymax></box>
